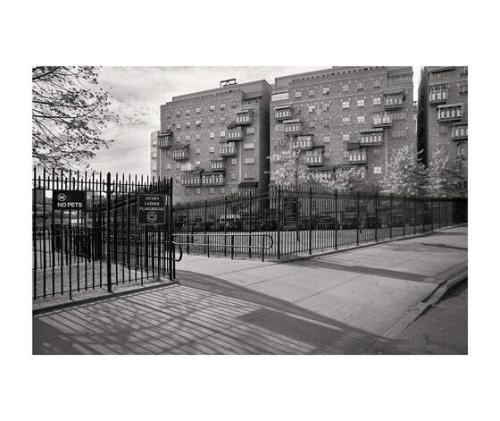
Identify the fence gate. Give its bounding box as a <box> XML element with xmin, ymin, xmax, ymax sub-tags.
<box><xmin>32</xmin><ymin>169</ymin><xmax>176</xmax><ymax>302</ymax></box>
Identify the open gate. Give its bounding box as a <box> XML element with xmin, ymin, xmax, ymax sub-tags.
<box><xmin>32</xmin><ymin>168</ymin><xmax>178</xmax><ymax>302</ymax></box>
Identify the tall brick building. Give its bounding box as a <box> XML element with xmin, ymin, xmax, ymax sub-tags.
<box><xmin>417</xmin><ymin>66</ymin><xmax>468</xmax><ymax>167</ymax></box>
<box><xmin>151</xmin><ymin>79</ymin><xmax>272</xmax><ymax>204</ymax></box>
<box><xmin>269</xmin><ymin>66</ymin><xmax>416</xmax><ymax>185</ymax></box>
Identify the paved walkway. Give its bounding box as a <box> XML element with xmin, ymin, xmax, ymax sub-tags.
<box><xmin>33</xmin><ymin>226</ymin><xmax>467</xmax><ymax>354</ymax></box>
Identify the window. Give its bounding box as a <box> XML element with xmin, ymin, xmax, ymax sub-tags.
<box><xmin>459</xmin><ymin>83</ymin><xmax>468</xmax><ymax>95</ymax></box>
<box><xmin>220</xmin><ymin>103</ymin><xmax>226</xmax><ymax>110</ymax></box>
<box><xmin>195</xmin><ymin>120</ymin><xmax>202</xmax><ymax>127</ymax></box>
<box><xmin>195</xmin><ymin>160</ymin><xmax>201</xmax><ymax>168</ymax></box>
<box><xmin>295</xmin><ymin>91</ymin><xmax>302</xmax><ymax>98</ymax></box>
<box><xmin>357</xmin><ymin>115</ymin><xmax>365</xmax><ymax>124</ymax></box>
<box><xmin>322</xmin><ymin>103</ymin><xmax>330</xmax><ymax>112</ymax></box>
<box><xmin>175</xmin><ymin>123</ymin><xmax>181</xmax><ymax>130</ymax></box>
<box><xmin>323</xmin><ymin>119</ymin><xmax>330</xmax><ymax>128</ymax></box>
<box><xmin>308</xmin><ymin>105</ymin><xmax>316</xmax><ymax>113</ymax></box>
<box><xmin>356</xmin><ymin>82</ymin><xmax>364</xmax><ymax>91</ymax></box>
<box><xmin>195</xmin><ymin>134</ymin><xmax>201</xmax><ymax>140</ymax></box>
<box><xmin>272</xmin><ymin>92</ymin><xmax>290</xmax><ymax>101</ymax></box>
<box><xmin>231</xmin><ymin>159</ymin><xmax>237</xmax><ymax>165</ymax></box>
<box><xmin>308</xmin><ymin>89</ymin><xmax>315</xmax><ymax>97</ymax></box>
<box><xmin>231</xmin><ymin>187</ymin><xmax>238</xmax><ymax>194</ymax></box>
<box><xmin>323</xmin><ymin>87</ymin><xmax>330</xmax><ymax>95</ymax></box>
<box><xmin>357</xmin><ymin>99</ymin><xmax>365</xmax><ymax>107</ymax></box>
<box><xmin>220</xmin><ymin>130</ymin><xmax>226</xmax><ymax>137</ymax></box>
<box><xmin>244</xmin><ymin>142</ymin><xmax>255</xmax><ymax>150</ymax></box>
<box><xmin>195</xmin><ymin>107</ymin><xmax>201</xmax><ymax>114</ymax></box>
<box><xmin>185</xmin><ymin>109</ymin><xmax>191</xmax><ymax>116</ymax></box>
<box><xmin>209</xmin><ymin>118</ymin><xmax>215</xmax><ymax>125</ymax></box>
<box><xmin>243</xmin><ymin>157</ymin><xmax>255</xmax><ymax>164</ymax></box>
<box><xmin>176</xmin><ymin>110</ymin><xmax>181</xmax><ymax>117</ymax></box>
<box><xmin>246</xmin><ymin>127</ymin><xmax>255</xmax><ymax>134</ymax></box>
<box><xmin>185</xmin><ymin>135</ymin><xmax>191</xmax><ymax>141</ymax></box>
<box><xmin>209</xmin><ymin>132</ymin><xmax>215</xmax><ymax>139</ymax></box>
<box><xmin>219</xmin><ymin>116</ymin><xmax>226</xmax><ymax>124</ymax></box>
<box><xmin>373</xmin><ymin>97</ymin><xmax>381</xmax><ymax>105</ymax></box>
<box><xmin>342</xmin><ymin>116</ymin><xmax>351</xmax><ymax>124</ymax></box>
<box><xmin>185</xmin><ymin>121</ymin><xmax>191</xmax><ymax>128</ymax></box>
<box><xmin>457</xmin><ymin>142</ymin><xmax>467</xmax><ymax>159</ymax></box>
<box><xmin>209</xmin><ymin>105</ymin><xmax>215</xmax><ymax>111</ymax></box>
<box><xmin>166</xmin><ymin>163</ymin><xmax>172</xmax><ymax>170</ymax></box>
<box><xmin>342</xmin><ymin>101</ymin><xmax>350</xmax><ymax>109</ymax></box>
<box><xmin>231</xmin><ymin>101</ymin><xmax>237</xmax><ymax>109</ymax></box>
<box><xmin>209</xmin><ymin>188</ymin><xmax>215</xmax><ymax>194</ymax></box>
<box><xmin>342</xmin><ymin>133</ymin><xmax>350</xmax><ymax>141</ymax></box>
<box><xmin>323</xmin><ymin>135</ymin><xmax>331</xmax><ymax>143</ymax></box>
<box><xmin>209</xmin><ymin>146</ymin><xmax>215</xmax><ymax>153</ymax></box>
<box><xmin>220</xmin><ymin>187</ymin><xmax>225</xmax><ymax>194</ymax></box>
<box><xmin>373</xmin><ymin>166</ymin><xmax>382</xmax><ymax>174</ymax></box>
<box><xmin>195</xmin><ymin>188</ymin><xmax>201</xmax><ymax>195</ymax></box>
<box><xmin>342</xmin><ymin>84</ymin><xmax>349</xmax><ymax>92</ymax></box>
<box><xmin>195</xmin><ymin>147</ymin><xmax>200</xmax><ymax>154</ymax></box>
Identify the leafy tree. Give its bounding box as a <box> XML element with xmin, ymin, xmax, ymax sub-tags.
<box><xmin>32</xmin><ymin>66</ymin><xmax>117</xmax><ymax>170</ymax></box>
<box><xmin>381</xmin><ymin>145</ymin><xmax>427</xmax><ymax>196</ymax></box>
<box><xmin>269</xmin><ymin>141</ymin><xmax>310</xmax><ymax>187</ymax></box>
<box><xmin>427</xmin><ymin>145</ymin><xmax>468</xmax><ymax>198</ymax></box>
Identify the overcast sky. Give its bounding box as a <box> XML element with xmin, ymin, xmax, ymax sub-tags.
<box><xmin>91</xmin><ymin>66</ymin><xmax>420</xmax><ymax>176</ymax></box>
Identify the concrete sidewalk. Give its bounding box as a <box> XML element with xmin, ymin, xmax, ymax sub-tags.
<box><xmin>33</xmin><ymin>226</ymin><xmax>467</xmax><ymax>354</ymax></box>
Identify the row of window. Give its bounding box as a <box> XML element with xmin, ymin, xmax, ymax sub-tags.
<box><xmin>167</xmin><ymin>102</ymin><xmax>239</xmax><ymax>119</ymax></box>
<box><xmin>290</xmin><ymin>80</ymin><xmax>384</xmax><ymax>100</ymax></box>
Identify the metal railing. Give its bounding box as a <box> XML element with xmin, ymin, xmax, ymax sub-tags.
<box><xmin>173</xmin><ymin>185</ymin><xmax>467</xmax><ymax>261</ymax></box>
<box><xmin>173</xmin><ymin>233</ymin><xmax>274</xmax><ymax>262</ymax></box>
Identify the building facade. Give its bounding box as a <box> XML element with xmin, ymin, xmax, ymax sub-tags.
<box><xmin>269</xmin><ymin>66</ymin><xmax>416</xmax><ymax>185</ymax></box>
<box><xmin>417</xmin><ymin>66</ymin><xmax>468</xmax><ymax>167</ymax></box>
<box><xmin>151</xmin><ymin>79</ymin><xmax>272</xmax><ymax>204</ymax></box>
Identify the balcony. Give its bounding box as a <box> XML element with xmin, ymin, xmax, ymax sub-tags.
<box><xmin>219</xmin><ymin>143</ymin><xmax>237</xmax><ymax>157</ymax></box>
<box><xmin>360</xmin><ymin>130</ymin><xmax>383</xmax><ymax>146</ymax></box>
<box><xmin>305</xmin><ymin>148</ymin><xmax>324</xmax><ymax>167</ymax></box>
<box><xmin>437</xmin><ymin>104</ymin><xmax>463</xmax><ymax>122</ymax></box>
<box><xmin>210</xmin><ymin>159</ymin><xmax>225</xmax><ymax>171</ymax></box>
<box><xmin>383</xmin><ymin>92</ymin><xmax>404</xmax><ymax>110</ymax></box>
<box><xmin>349</xmin><ymin>151</ymin><xmax>367</xmax><ymax>164</ymax></box>
<box><xmin>157</xmin><ymin>131</ymin><xmax>173</xmax><ymax>149</ymax></box>
<box><xmin>181</xmin><ymin>163</ymin><xmax>193</xmax><ymax>172</ymax></box>
<box><xmin>202</xmin><ymin>173</ymin><xmax>225</xmax><ymax>186</ymax></box>
<box><xmin>181</xmin><ymin>174</ymin><xmax>202</xmax><ymax>187</ymax></box>
<box><xmin>292</xmin><ymin>135</ymin><xmax>314</xmax><ymax>150</ymax></box>
<box><xmin>275</xmin><ymin>105</ymin><xmax>293</xmax><ymax>121</ymax></box>
<box><xmin>227</xmin><ymin>126</ymin><xmax>244</xmax><ymax>141</ymax></box>
<box><xmin>235</xmin><ymin>110</ymin><xmax>253</xmax><ymax>126</ymax></box>
<box><xmin>283</xmin><ymin>119</ymin><xmax>302</xmax><ymax>135</ymax></box>
<box><xmin>451</xmin><ymin>124</ymin><xmax>468</xmax><ymax>141</ymax></box>
<box><xmin>171</xmin><ymin>145</ymin><xmax>190</xmax><ymax>161</ymax></box>
<box><xmin>373</xmin><ymin>115</ymin><xmax>392</xmax><ymax>128</ymax></box>
<box><xmin>429</xmin><ymin>88</ymin><xmax>448</xmax><ymax>104</ymax></box>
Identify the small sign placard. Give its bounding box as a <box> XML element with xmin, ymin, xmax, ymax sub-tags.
<box><xmin>137</xmin><ymin>194</ymin><xmax>166</xmax><ymax>225</ymax></box>
<box><xmin>52</xmin><ymin>190</ymin><xmax>87</xmax><ymax>210</ymax></box>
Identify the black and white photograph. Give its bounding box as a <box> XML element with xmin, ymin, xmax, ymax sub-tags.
<box><xmin>3</xmin><ymin>1</ymin><xmax>498</xmax><ymax>421</ymax></box>
<box><xmin>31</xmin><ymin>65</ymin><xmax>468</xmax><ymax>355</ymax></box>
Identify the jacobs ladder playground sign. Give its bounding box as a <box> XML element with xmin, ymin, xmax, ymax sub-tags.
<box><xmin>137</xmin><ymin>194</ymin><xmax>166</xmax><ymax>225</ymax></box>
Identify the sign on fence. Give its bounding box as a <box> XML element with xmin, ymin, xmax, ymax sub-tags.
<box><xmin>283</xmin><ymin>196</ymin><xmax>298</xmax><ymax>228</ymax></box>
<box><xmin>137</xmin><ymin>194</ymin><xmax>166</xmax><ymax>225</ymax></box>
<box><xmin>52</xmin><ymin>190</ymin><xmax>87</xmax><ymax>210</ymax></box>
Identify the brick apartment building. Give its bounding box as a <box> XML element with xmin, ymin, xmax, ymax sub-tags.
<box><xmin>269</xmin><ymin>66</ymin><xmax>416</xmax><ymax>185</ymax></box>
<box><xmin>151</xmin><ymin>79</ymin><xmax>272</xmax><ymax>204</ymax></box>
<box><xmin>417</xmin><ymin>66</ymin><xmax>468</xmax><ymax>167</ymax></box>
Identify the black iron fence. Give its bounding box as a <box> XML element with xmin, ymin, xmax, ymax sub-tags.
<box><xmin>32</xmin><ymin>168</ymin><xmax>175</xmax><ymax>301</ymax></box>
<box><xmin>173</xmin><ymin>185</ymin><xmax>467</xmax><ymax>260</ymax></box>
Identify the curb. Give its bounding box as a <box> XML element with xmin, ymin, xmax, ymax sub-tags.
<box><xmin>33</xmin><ymin>279</ymin><xmax>178</xmax><ymax>315</ymax></box>
<box><xmin>382</xmin><ymin>268</ymin><xmax>468</xmax><ymax>340</ymax></box>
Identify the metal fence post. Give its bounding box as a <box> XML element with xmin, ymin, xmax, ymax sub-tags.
<box><xmin>356</xmin><ymin>192</ymin><xmax>360</xmax><ymax>246</ymax></box>
<box><xmin>413</xmin><ymin>196</ymin><xmax>417</xmax><ymax>236</ymax></box>
<box><xmin>374</xmin><ymin>192</ymin><xmax>378</xmax><ymax>242</ymax></box>
<box><xmin>403</xmin><ymin>195</ymin><xmax>406</xmax><ymax>237</ymax></box>
<box><xmin>430</xmin><ymin>197</ymin><xmax>434</xmax><ymax>232</ymax></box>
<box><xmin>224</xmin><ymin>196</ymin><xmax>227</xmax><ymax>257</ymax></box>
<box><xmin>308</xmin><ymin>187</ymin><xmax>312</xmax><ymax>255</ymax></box>
<box><xmin>106</xmin><ymin>172</ymin><xmax>112</xmax><ymax>293</ymax></box>
<box><xmin>334</xmin><ymin>190</ymin><xmax>338</xmax><ymax>250</ymax></box>
<box><xmin>277</xmin><ymin>186</ymin><xmax>281</xmax><ymax>260</ymax></box>
<box><xmin>204</xmin><ymin>200</ymin><xmax>208</xmax><ymax>257</ymax></box>
<box><xmin>389</xmin><ymin>193</ymin><xmax>393</xmax><ymax>239</ymax></box>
